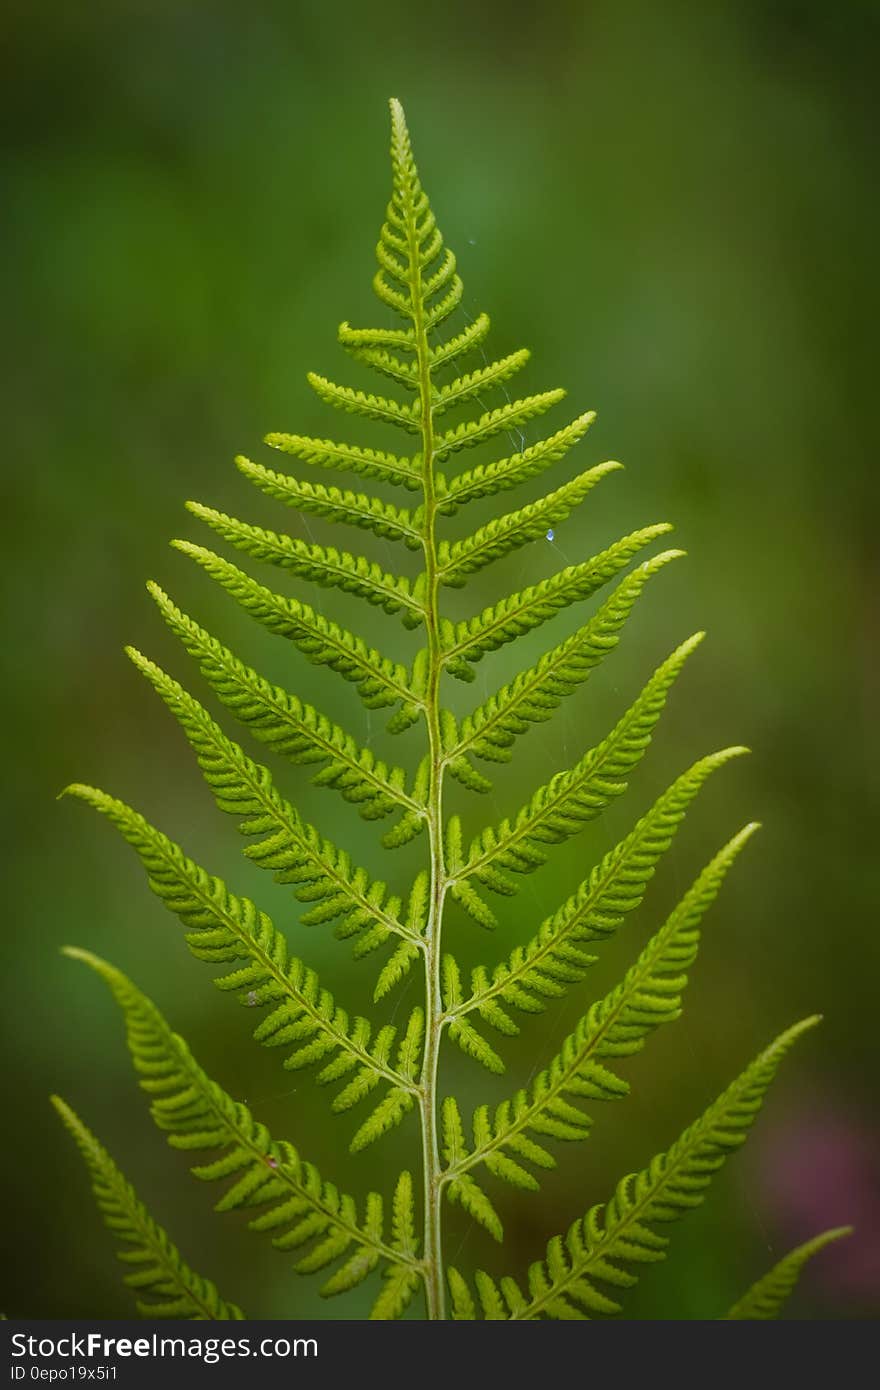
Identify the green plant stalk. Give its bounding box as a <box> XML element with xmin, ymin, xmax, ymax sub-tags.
<box><xmin>405</xmin><ymin>137</ymin><xmax>448</xmax><ymax>1323</ymax></box>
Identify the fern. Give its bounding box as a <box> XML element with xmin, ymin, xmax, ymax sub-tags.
<box><xmin>56</xmin><ymin>98</ymin><xmax>845</xmax><ymax>1320</ymax></box>
<box><xmin>51</xmin><ymin>1097</ymin><xmax>246</xmax><ymax>1320</ymax></box>
<box><xmin>725</xmin><ymin>1227</ymin><xmax>852</xmax><ymax>1320</ymax></box>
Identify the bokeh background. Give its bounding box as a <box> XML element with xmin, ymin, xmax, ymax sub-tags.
<box><xmin>3</xmin><ymin>0</ymin><xmax>878</xmax><ymax>1321</ymax></box>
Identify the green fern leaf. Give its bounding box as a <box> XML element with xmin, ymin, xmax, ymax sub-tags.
<box><xmin>122</xmin><ymin>651</ymin><xmax>413</xmax><ymax>945</ymax></box>
<box><xmin>262</xmin><ymin>431</ymin><xmax>421</xmax><ymax>491</ymax></box>
<box><xmin>447</xmin><ymin>1268</ymin><xmax>525</xmax><ymax>1320</ymax></box>
<box><xmin>439</xmin><ymin>1098</ymin><xmax>504</xmax><ymax>1241</ymax></box>
<box><xmin>61</xmin><ymin>796</ymin><xmax>417</xmax><ymax>1117</ymax></box>
<box><xmin>236</xmin><ymin>455</ymin><xmax>422</xmax><ymax>545</ymax></box>
<box><xmin>306</xmin><ymin>372</ymin><xmax>419</xmax><ymax>432</ymax></box>
<box><xmin>449</xmin><ymin>549</ymin><xmax>682</xmax><ymax>767</ymax></box>
<box><xmin>725</xmin><ymin>1228</ymin><xmax>852</xmax><ymax>1320</ymax></box>
<box><xmin>373</xmin><ymin>939</ymin><xmax>422</xmax><ymax>1001</ymax></box>
<box><xmin>449</xmin><ymin>875</ymin><xmax>498</xmax><ymax>931</ymax></box>
<box><xmin>438</xmin><ymin>462</ymin><xmax>621</xmax><ymax>586</ymax></box>
<box><xmin>442</xmin><ymin>411</ymin><xmax>597</xmax><ymax>510</ymax></box>
<box><xmin>350</xmin><ymin>1089</ymin><xmax>417</xmax><ymax>1154</ymax></box>
<box><xmin>446</xmin><ymin>1175</ymin><xmax>504</xmax><ymax>1244</ymax></box>
<box><xmin>434</xmin><ymin>390</ymin><xmax>567</xmax><ymax>461</ymax></box>
<box><xmin>56</xmin><ymin>97</ymin><xmax>843</xmax><ymax>1322</ymax></box>
<box><xmin>510</xmin><ymin>1018</ymin><xmax>822</xmax><ymax>1318</ymax></box>
<box><xmin>149</xmin><ymin>583</ymin><xmax>423</xmax><ymax>828</ymax></box>
<box><xmin>389</xmin><ymin>1170</ymin><xmax>419</xmax><ymax>1258</ymax></box>
<box><xmin>336</xmin><ymin>342</ymin><xmax>419</xmax><ymax>388</ymax></box>
<box><xmin>51</xmin><ymin>1098</ymin><xmax>246</xmax><ymax>1319</ymax></box>
<box><xmin>460</xmin><ymin>749</ymin><xmax>747</xmax><ymax>1033</ymax></box>
<box><xmin>336</xmin><ymin>321</ymin><xmax>416</xmax><ymax>355</ymax></box>
<box><xmin>432</xmin><ymin>348</ymin><xmax>530</xmax><ymax>415</ymax></box>
<box><xmin>441</xmin><ymin>523</ymin><xmax>672</xmax><ymax>677</ymax></box>
<box><xmin>439</xmin><ymin>955</ymin><xmax>504</xmax><ymax>1072</ymax></box>
<box><xmin>450</xmin><ymin>824</ymin><xmax>758</xmax><ymax>1189</ymax></box>
<box><xmin>370</xmin><ymin>1264</ymin><xmax>422</xmax><ymax>1320</ymax></box>
<box><xmin>475</xmin><ymin>1272</ymin><xmax>512</xmax><ymax>1319</ymax></box>
<box><xmin>447</xmin><ymin>1267</ymin><xmax>477</xmax><ymax>1320</ymax></box>
<box><xmin>185</xmin><ymin>502</ymin><xmax>421</xmax><ymax>623</ymax></box>
<box><xmin>64</xmin><ymin>950</ymin><xmax>415</xmax><ymax>1293</ymax></box>
<box><xmin>461</xmin><ymin>635</ymin><xmax>706</xmax><ymax>893</ymax></box>
<box><xmin>424</xmin><ymin>312</ymin><xmax>491</xmax><ymax>368</ymax></box>
<box><xmin>447</xmin><ymin>1018</ymin><xmax>505</xmax><ymax>1075</ymax></box>
<box><xmin>441</xmin><ymin>1111</ymin><xmax>501</xmax><ymax>1226</ymax></box>
<box><xmin>173</xmin><ymin>540</ymin><xmax>416</xmax><ymax>715</ymax></box>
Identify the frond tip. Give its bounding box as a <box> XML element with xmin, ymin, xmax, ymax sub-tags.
<box><xmin>725</xmin><ymin>1227</ymin><xmax>852</xmax><ymax>1319</ymax></box>
<box><xmin>51</xmin><ymin>1097</ymin><xmax>245</xmax><ymax>1319</ymax></box>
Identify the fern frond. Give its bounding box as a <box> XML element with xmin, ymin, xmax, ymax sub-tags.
<box><xmin>350</xmin><ymin>1088</ymin><xmax>418</xmax><ymax>1155</ymax></box>
<box><xmin>433</xmin><ymin>349</ymin><xmax>530</xmax><ymax>415</ymax></box>
<box><xmin>336</xmin><ymin>321</ymin><xmax>417</xmax><ymax>355</ymax></box>
<box><xmin>441</xmin><ymin>1096</ymin><xmax>505</xmax><ymax>1243</ymax></box>
<box><xmin>339</xmin><ymin>313</ymin><xmax>491</xmax><ymax>374</ymax></box>
<box><xmin>424</xmin><ymin>279</ymin><xmax>465</xmax><ymax>331</ymax></box>
<box><xmin>448</xmin><ymin>1020</ymin><xmax>819</xmax><ymax>1319</ymax></box>
<box><xmin>447</xmin><ymin>1267</ymin><xmax>478</xmax><ymax>1320</ymax></box>
<box><xmin>347</xmin><ymin>1009</ymin><xmax>424</xmax><ymax>1153</ymax></box>
<box><xmin>263</xmin><ymin>431</ymin><xmax>421</xmax><ymax>491</ymax></box>
<box><xmin>60</xmin><ymin>801</ymin><xmax>418</xmax><ymax>1120</ymax></box>
<box><xmin>51</xmin><ymin>1097</ymin><xmax>246</xmax><ymax>1319</ymax></box>
<box><xmin>371</xmin><ymin>1262</ymin><xmax>422</xmax><ymax>1320</ymax></box>
<box><xmin>185</xmin><ymin>502</ymin><xmax>421</xmax><ymax>624</ymax></box>
<box><xmin>369</xmin><ymin>1178</ymin><xmax>422</xmax><ymax>1317</ymax></box>
<box><xmin>450</xmin><ymin>824</ymin><xmax>758</xmax><ymax>1189</ymax></box>
<box><xmin>61</xmin><ymin>954</ymin><xmax>418</xmax><ymax>1294</ymax></box>
<box><xmin>235</xmin><ymin>455</ymin><xmax>422</xmax><ymax>547</ymax></box>
<box><xmin>445</xmin><ymin>1268</ymin><xmax>524</xmax><ymax>1319</ymax></box>
<box><xmin>172</xmin><ymin>541</ymin><xmax>416</xmax><ymax>717</ymax></box>
<box><xmin>448</xmin><ymin>1018</ymin><xmax>505</xmax><ymax>1075</ymax></box>
<box><xmin>448</xmin><ymin>550</ymin><xmax>682</xmax><ymax>771</ymax></box>
<box><xmin>148</xmin><ymin>584</ymin><xmax>422</xmax><ymax>830</ymax></box>
<box><xmin>425</xmin><ymin>313</ymin><xmax>491</xmax><ymax>369</ymax></box>
<box><xmin>307</xmin><ymin>372</ymin><xmax>420</xmax><ymax>432</ymax></box>
<box><xmin>439</xmin><ymin>956</ymin><xmax>505</xmax><ymax>1073</ymax></box>
<box><xmin>441</xmin><ymin>412</ymin><xmax>596</xmax><ymax>509</ymax></box>
<box><xmin>442</xmin><ymin>523</ymin><xmax>672</xmax><ymax>676</ymax></box>
<box><xmin>434</xmin><ymin>391</ymin><xmax>567</xmax><ymax>461</ymax></box>
<box><xmin>459</xmin><ymin>750</ymin><xmax>746</xmax><ymax>1034</ymax></box>
<box><xmin>57</xmin><ymin>97</ymin><xmax>832</xmax><ymax>1324</ymax></box>
<box><xmin>123</xmin><ymin>651</ymin><xmax>413</xmax><ymax>948</ymax></box>
<box><xmin>371</xmin><ymin>111</ymin><xmax>464</xmax><ymax>335</ymax></box>
<box><xmin>446</xmin><ymin>1174</ymin><xmax>504</xmax><ymax>1244</ymax></box>
<box><xmin>508</xmin><ymin>1018</ymin><xmax>821</xmax><ymax>1318</ymax></box>
<box><xmin>337</xmin><ymin>343</ymin><xmax>420</xmax><ymax>389</ymax></box>
<box><xmin>725</xmin><ymin>1227</ymin><xmax>852</xmax><ymax>1319</ymax></box>
<box><xmin>373</xmin><ymin>939</ymin><xmax>422</xmax><ymax>1003</ymax></box>
<box><xmin>438</xmin><ymin>462</ymin><xmax>621</xmax><ymax>586</ymax></box>
<box><xmin>461</xmin><ymin>635</ymin><xmax>706</xmax><ymax>893</ymax></box>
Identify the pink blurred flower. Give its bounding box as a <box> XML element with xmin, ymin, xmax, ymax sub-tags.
<box><xmin>754</xmin><ymin>1100</ymin><xmax>879</xmax><ymax>1304</ymax></box>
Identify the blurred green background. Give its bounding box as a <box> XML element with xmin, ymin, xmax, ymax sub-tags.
<box><xmin>3</xmin><ymin>0</ymin><xmax>877</xmax><ymax>1321</ymax></box>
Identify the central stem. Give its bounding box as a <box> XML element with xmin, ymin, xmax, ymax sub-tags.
<box><xmin>408</xmin><ymin>200</ymin><xmax>447</xmax><ymax>1323</ymax></box>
